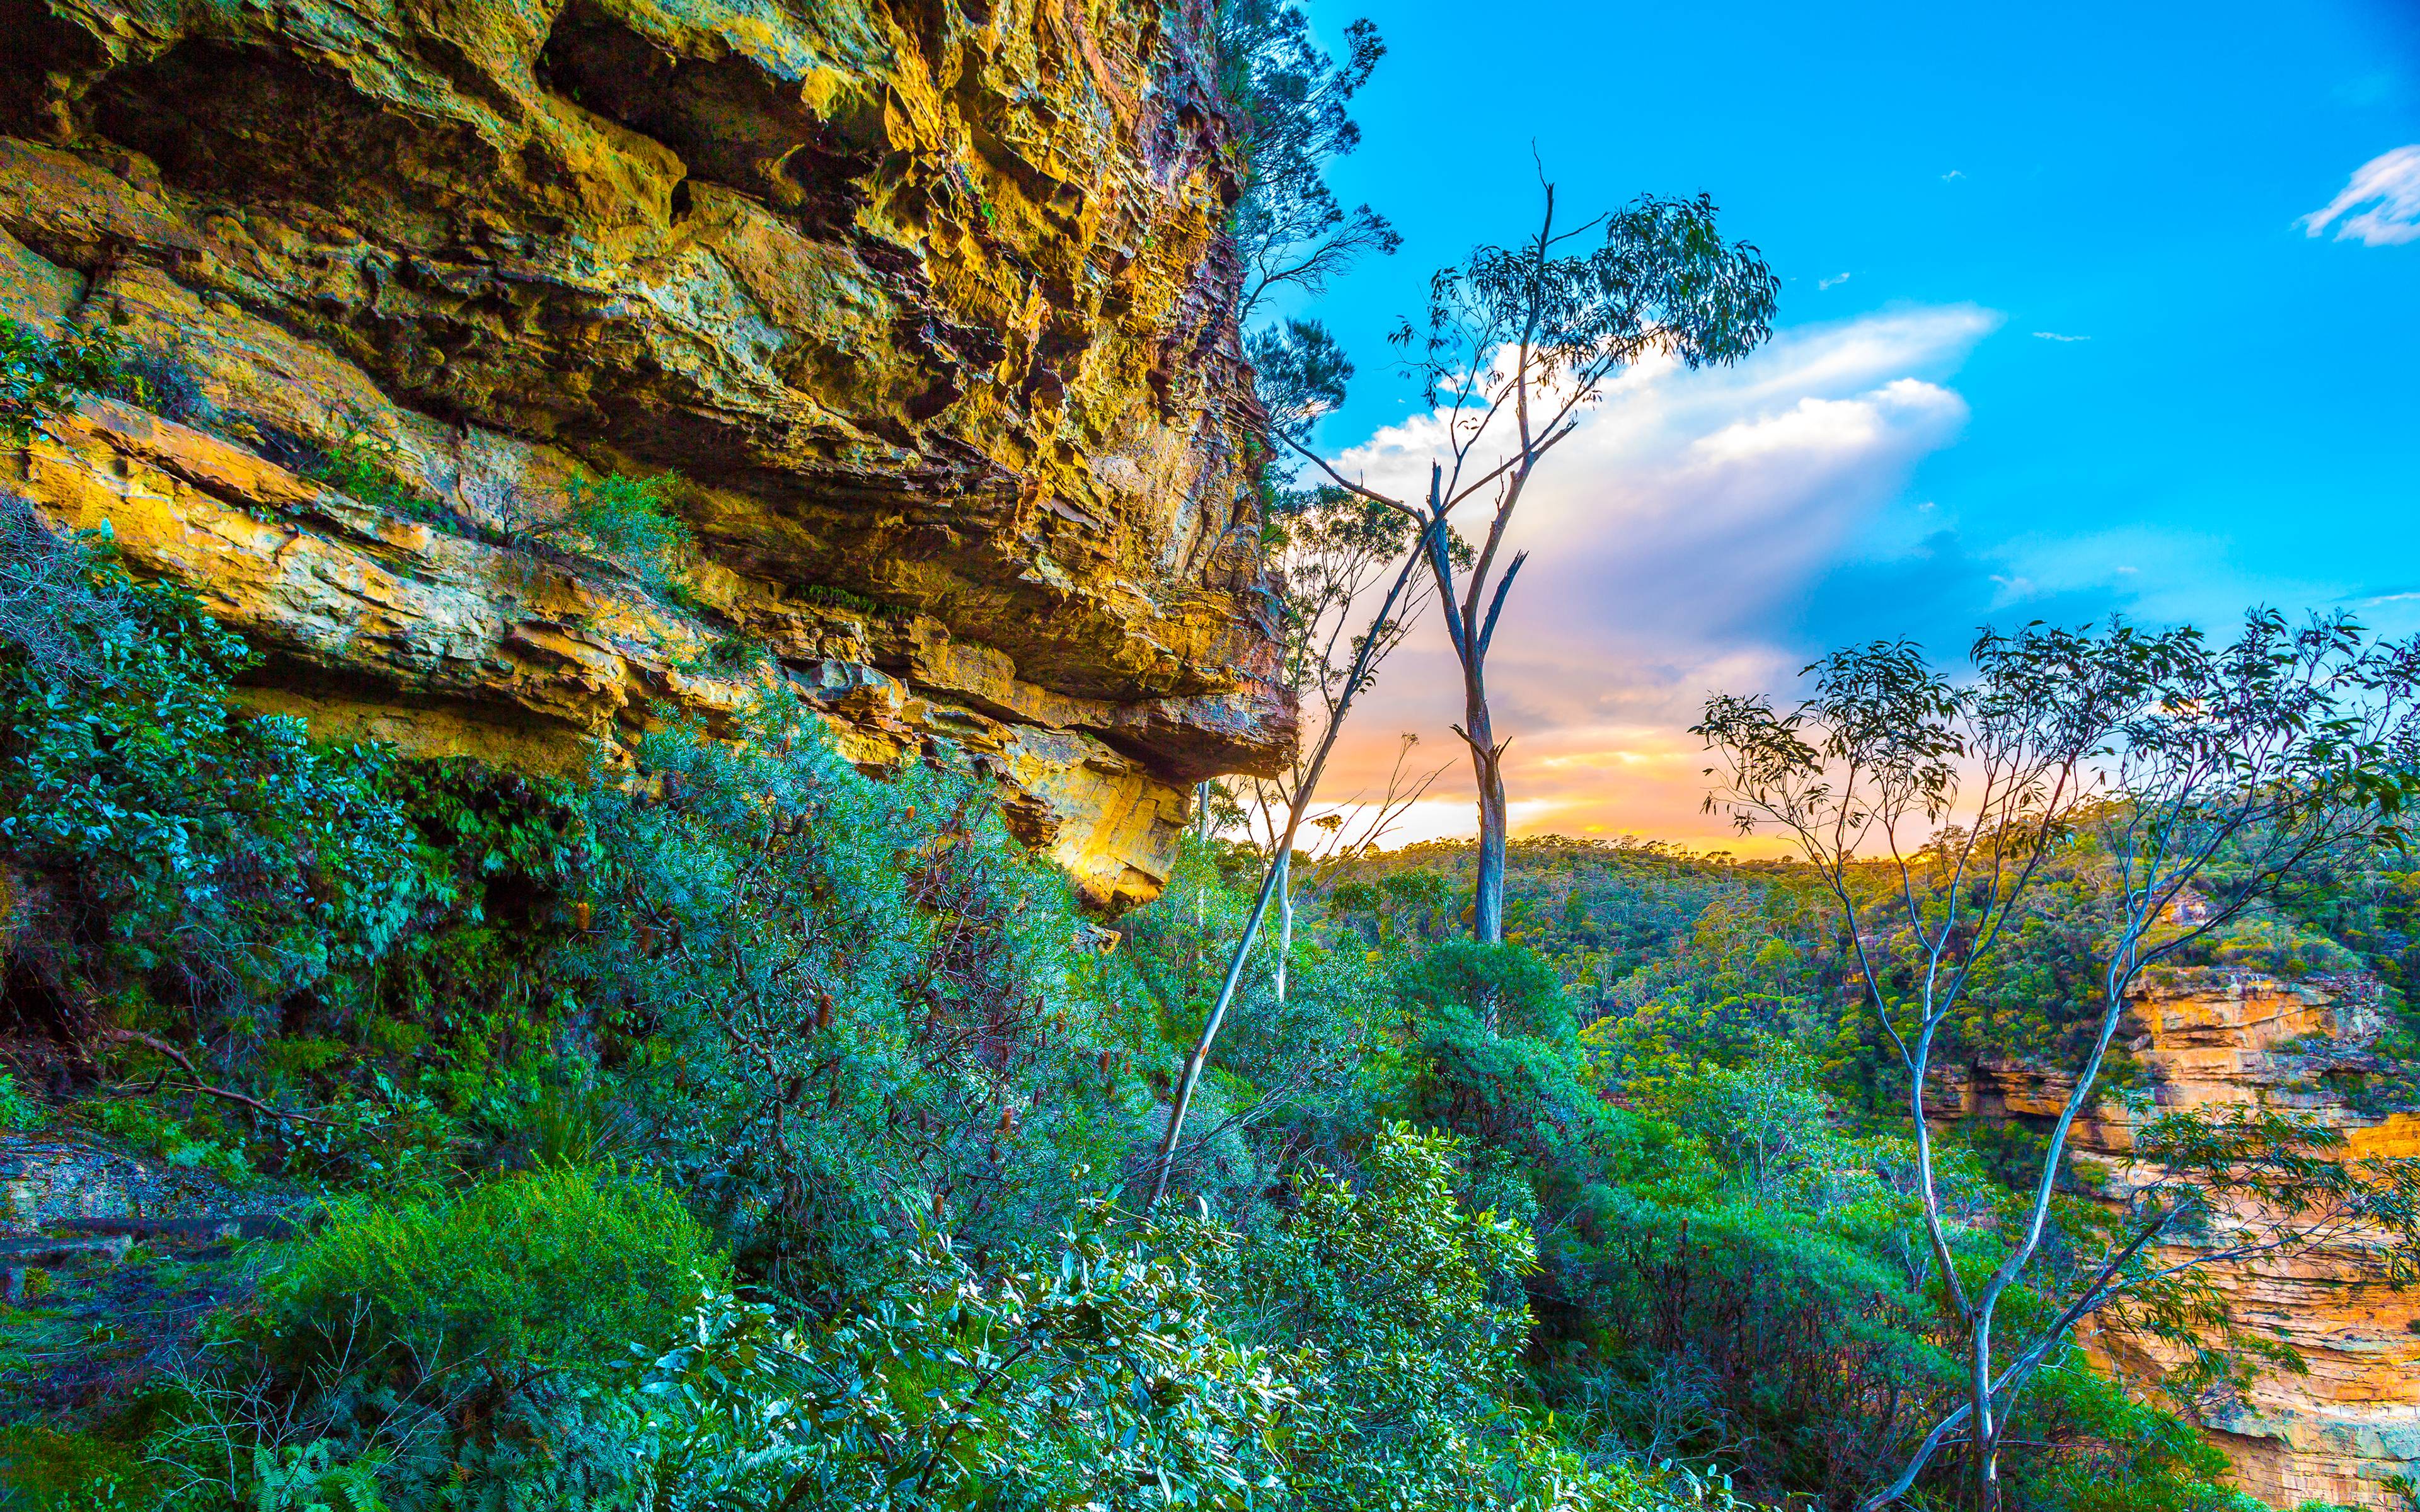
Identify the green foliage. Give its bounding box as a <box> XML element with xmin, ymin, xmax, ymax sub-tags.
<box><xmin>0</xmin><ymin>1424</ymin><xmax>151</xmax><ymax>1511</ymax></box>
<box><xmin>793</xmin><ymin>583</ymin><xmax>912</xmax><ymax>622</ymax></box>
<box><xmin>1639</xmin><ymin>1042</ymin><xmax>1838</xmax><ymax>1198</ymax></box>
<box><xmin>1229</xmin><ymin>1122</ymin><xmax>1548</xmax><ymax>1506</ymax></box>
<box><xmin>1550</xmin><ymin>1188</ymin><xmax>1945</xmax><ymax>1494</ymax></box>
<box><xmin>10</xmin><ymin>445</ymin><xmax>2407</xmax><ymax>1512</ymax></box>
<box><xmin>1</xmin><ymin>316</ymin><xmax>147</xmax><ymax>443</ymax></box>
<box><xmin>256</xmin><ymin>1164</ymin><xmax>722</xmax><ymax>1399</ymax></box>
<box><xmin>0</xmin><ymin>515</ymin><xmax>417</xmax><ymax>1026</ymax></box>
<box><xmin>1395</xmin><ymin>939</ymin><xmax>1573</xmax><ymax>1037</ymax></box>
<box><xmin>2009</xmin><ymin>1361</ymin><xmax>2259</xmax><ymax>1512</ymax></box>
<box><xmin>1212</xmin><ymin>0</ymin><xmax>1398</xmax><ymax>318</ymax></box>
<box><xmin>555</xmin><ymin>472</ymin><xmax>691</xmax><ymax>591</ymax></box>
<box><xmin>577</xmin><ymin>692</ymin><xmax>1143</xmax><ymax>1291</ymax></box>
<box><xmin>622</xmin><ymin>1196</ymin><xmax>1289</xmax><ymax>1511</ymax></box>
<box><xmin>0</xmin><ymin>1067</ymin><xmax>46</xmax><ymax>1130</ymax></box>
<box><xmin>614</xmin><ymin>1125</ymin><xmax>1715</xmax><ymax>1512</ymax></box>
<box><xmin>1249</xmin><ymin>318</ymin><xmax>1356</xmax><ymax>448</ymax></box>
<box><xmin>1124</xmin><ymin>833</ymin><xmax>1392</xmax><ymax>1205</ymax></box>
<box><xmin>304</xmin><ymin>422</ymin><xmax>449</xmax><ymax>526</ymax></box>
<box><xmin>228</xmin><ymin>1441</ymin><xmax>391</xmax><ymax>1512</ymax></box>
<box><xmin>164</xmin><ymin>1166</ymin><xmax>727</xmax><ymax>1508</ymax></box>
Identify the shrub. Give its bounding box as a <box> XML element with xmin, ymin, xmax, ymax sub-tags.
<box><xmin>0</xmin><ymin>316</ymin><xmax>147</xmax><ymax>443</ymax></box>
<box><xmin>155</xmin><ymin>1170</ymin><xmax>713</xmax><ymax>1509</ymax></box>
<box><xmin>622</xmin><ymin>1199</ymin><xmax>1289</xmax><ymax>1511</ymax></box>
<box><xmin>255</xmin><ymin>1164</ymin><xmax>722</xmax><ymax>1403</ymax></box>
<box><xmin>577</xmin><ymin>692</ymin><xmax>1140</xmax><ymax>1293</ymax></box>
<box><xmin>0</xmin><ymin>1423</ymin><xmax>151</xmax><ymax>1510</ymax></box>
<box><xmin>0</xmin><ymin>520</ymin><xmax>417</xmax><ymax>1030</ymax></box>
<box><xmin>794</xmin><ymin>583</ymin><xmax>894</xmax><ymax>619</ymax></box>
<box><xmin>1639</xmin><ymin>1040</ymin><xmax>1841</xmax><ymax>1200</ymax></box>
<box><xmin>1395</xmin><ymin>1004</ymin><xmax>1642</xmax><ymax>1210</ymax></box>
<box><xmin>0</xmin><ymin>493</ymin><xmax>135</xmax><ymax>681</ymax></box>
<box><xmin>1394</xmin><ymin>938</ymin><xmax>1574</xmax><ymax>1038</ymax></box>
<box><xmin>115</xmin><ymin>343</ymin><xmax>214</xmax><ymax>428</ymax></box>
<box><xmin>1546</xmin><ymin>1191</ymin><xmax>1945</xmax><ymax>1496</ymax></box>
<box><xmin>304</xmin><ymin>422</ymin><xmax>447</xmax><ymax>525</ymax></box>
<box><xmin>0</xmin><ymin>1068</ymin><xmax>46</xmax><ymax>1130</ymax></box>
<box><xmin>616</xmin><ymin>1132</ymin><xmax>1719</xmax><ymax>1512</ymax></box>
<box><xmin>556</xmin><ymin>473</ymin><xmax>690</xmax><ymax>590</ymax></box>
<box><xmin>1226</xmin><ymin>1123</ymin><xmax>1555</xmax><ymax>1508</ymax></box>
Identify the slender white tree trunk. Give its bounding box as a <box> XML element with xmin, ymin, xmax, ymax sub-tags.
<box><xmin>1148</xmin><ymin>532</ymin><xmax>1434</xmax><ymax>1208</ymax></box>
<box><xmin>1273</xmin><ymin>850</ymin><xmax>1293</xmax><ymax>1005</ymax></box>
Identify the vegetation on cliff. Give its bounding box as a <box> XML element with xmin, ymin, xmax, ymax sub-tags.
<box><xmin>0</xmin><ymin>505</ymin><xmax>1765</xmax><ymax>1509</ymax></box>
<box><xmin>8</xmin><ymin>488</ymin><xmax>2416</xmax><ymax>1509</ymax></box>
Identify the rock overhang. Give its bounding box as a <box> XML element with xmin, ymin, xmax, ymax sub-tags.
<box><xmin>0</xmin><ymin>0</ymin><xmax>1296</xmax><ymax>909</ymax></box>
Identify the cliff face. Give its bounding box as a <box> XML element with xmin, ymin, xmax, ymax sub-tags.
<box><xmin>1929</xmin><ymin>977</ymin><xmax>2420</xmax><ymax>1508</ymax></box>
<box><xmin>0</xmin><ymin>0</ymin><xmax>1293</xmax><ymax>908</ymax></box>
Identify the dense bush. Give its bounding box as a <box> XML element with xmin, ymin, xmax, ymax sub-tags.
<box><xmin>607</xmin><ymin>1125</ymin><xmax>1751</xmax><ymax>1512</ymax></box>
<box><xmin>3</xmin><ymin>461</ymin><xmax>2380</xmax><ymax>1512</ymax></box>
<box><xmin>554</xmin><ymin>473</ymin><xmax>691</xmax><ymax>591</ymax></box>
<box><xmin>134</xmin><ymin>1167</ymin><xmax>725</xmax><ymax>1510</ymax></box>
<box><xmin>0</xmin><ymin>502</ymin><xmax>417</xmax><ymax>1037</ymax></box>
<box><xmin>575</xmin><ymin>691</ymin><xmax>1148</xmax><ymax>1293</ymax></box>
<box><xmin>613</xmin><ymin>1197</ymin><xmax>1289</xmax><ymax>1511</ymax></box>
<box><xmin>255</xmin><ymin>1164</ymin><xmax>720</xmax><ymax>1397</ymax></box>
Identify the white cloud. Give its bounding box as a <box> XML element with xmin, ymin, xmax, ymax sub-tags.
<box><xmin>2299</xmin><ymin>145</ymin><xmax>2420</xmax><ymax>246</ymax></box>
<box><xmin>1940</xmin><ymin>169</ymin><xmax>1965</xmax><ymax>181</ymax></box>
<box><xmin>1315</xmin><ymin>306</ymin><xmax>2000</xmax><ymax>845</ymax></box>
<box><xmin>1818</xmin><ymin>272</ymin><xmax>1852</xmax><ymax>290</ymax></box>
<box><xmin>2032</xmin><ymin>330</ymin><xmax>2089</xmax><ymax>342</ymax></box>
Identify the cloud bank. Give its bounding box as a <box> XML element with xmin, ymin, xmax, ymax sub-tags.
<box><xmin>1309</xmin><ymin>306</ymin><xmax>2004</xmax><ymax>849</ymax></box>
<box><xmin>2300</xmin><ymin>145</ymin><xmax>2420</xmax><ymax>246</ymax></box>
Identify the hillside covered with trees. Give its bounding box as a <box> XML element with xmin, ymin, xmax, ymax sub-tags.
<box><xmin>9</xmin><ymin>508</ymin><xmax>2415</xmax><ymax>1509</ymax></box>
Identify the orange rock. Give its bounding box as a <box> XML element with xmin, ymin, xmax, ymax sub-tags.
<box><xmin>1946</xmin><ymin>974</ymin><xmax>2419</xmax><ymax>1507</ymax></box>
<box><xmin>0</xmin><ymin>0</ymin><xmax>1296</xmax><ymax>908</ymax></box>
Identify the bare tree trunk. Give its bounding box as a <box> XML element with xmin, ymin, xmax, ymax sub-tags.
<box><xmin>1971</xmin><ymin>1330</ymin><xmax>1999</xmax><ymax>1512</ymax></box>
<box><xmin>1420</xmin><ymin>469</ymin><xmax>1516</xmax><ymax>961</ymax></box>
<box><xmin>1145</xmin><ymin>534</ymin><xmax>1433</xmax><ymax>1208</ymax></box>
<box><xmin>1462</xmin><ymin>667</ymin><xmax>1507</xmax><ymax>1031</ymax></box>
<box><xmin>1272</xmin><ymin>849</ymin><xmax>1293</xmax><ymax>1005</ymax></box>
<box><xmin>1466</xmin><ymin>709</ymin><xmax>1507</xmax><ymax>947</ymax></box>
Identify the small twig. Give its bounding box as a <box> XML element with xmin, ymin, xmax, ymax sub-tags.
<box><xmin>98</xmin><ymin>1028</ymin><xmax>335</xmax><ymax>1128</ymax></box>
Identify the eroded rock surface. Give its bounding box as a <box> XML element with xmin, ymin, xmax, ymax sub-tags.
<box><xmin>1930</xmin><ymin>975</ymin><xmax>2420</xmax><ymax>1508</ymax></box>
<box><xmin>0</xmin><ymin>0</ymin><xmax>1292</xmax><ymax>908</ymax></box>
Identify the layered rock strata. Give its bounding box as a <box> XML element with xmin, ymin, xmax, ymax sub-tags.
<box><xmin>0</xmin><ymin>0</ymin><xmax>1293</xmax><ymax>908</ymax></box>
<box><xmin>1929</xmin><ymin>975</ymin><xmax>2420</xmax><ymax>1508</ymax></box>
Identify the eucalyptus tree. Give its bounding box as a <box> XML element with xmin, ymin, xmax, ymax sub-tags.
<box><xmin>1696</xmin><ymin>612</ymin><xmax>2420</xmax><ymax>1511</ymax></box>
<box><xmin>1279</xmin><ymin>185</ymin><xmax>1777</xmax><ymax>951</ymax></box>
<box><xmin>1146</xmin><ymin>322</ymin><xmax>1443</xmax><ymax>1203</ymax></box>
<box><xmin>1213</xmin><ymin>0</ymin><xmax>1398</xmax><ymax>322</ymax></box>
<box><xmin>1146</xmin><ymin>514</ymin><xmax>1436</xmax><ymax>1206</ymax></box>
<box><xmin>1245</xmin><ymin>490</ymin><xmax>1445</xmax><ymax>1002</ymax></box>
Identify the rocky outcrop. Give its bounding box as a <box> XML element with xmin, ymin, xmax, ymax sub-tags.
<box><xmin>1929</xmin><ymin>975</ymin><xmax>2420</xmax><ymax>1508</ymax></box>
<box><xmin>0</xmin><ymin>0</ymin><xmax>1293</xmax><ymax>908</ymax></box>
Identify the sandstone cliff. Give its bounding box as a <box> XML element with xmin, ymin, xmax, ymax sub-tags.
<box><xmin>0</xmin><ymin>0</ymin><xmax>1293</xmax><ymax>908</ymax></box>
<box><xmin>1929</xmin><ymin>975</ymin><xmax>2420</xmax><ymax>1508</ymax></box>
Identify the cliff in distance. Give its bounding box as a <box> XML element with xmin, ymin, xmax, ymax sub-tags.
<box><xmin>1930</xmin><ymin>974</ymin><xmax>2420</xmax><ymax>1509</ymax></box>
<box><xmin>1</xmin><ymin>0</ymin><xmax>1293</xmax><ymax>909</ymax></box>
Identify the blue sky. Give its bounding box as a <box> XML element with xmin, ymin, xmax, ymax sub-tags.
<box><xmin>1276</xmin><ymin>0</ymin><xmax>2420</xmax><ymax>846</ymax></box>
